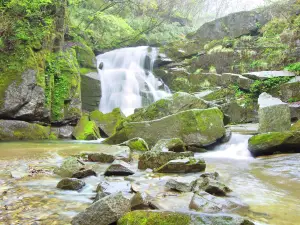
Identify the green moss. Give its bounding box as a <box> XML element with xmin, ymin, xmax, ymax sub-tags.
<box><xmin>123</xmin><ymin>138</ymin><xmax>149</xmax><ymax>151</ymax></box>
<box><xmin>75</xmin><ymin>43</ymin><xmax>96</xmax><ymax>69</ymax></box>
<box><xmin>117</xmin><ymin>211</ymin><xmax>192</xmax><ymax>225</ymax></box>
<box><xmin>249</xmin><ymin>132</ymin><xmax>292</xmax><ymax>147</ymax></box>
<box><xmin>49</xmin><ymin>132</ymin><xmax>58</xmax><ymax>140</ymax></box>
<box><xmin>203</xmin><ymin>88</ymin><xmax>235</xmax><ymax>101</ymax></box>
<box><xmin>79</xmin><ymin>67</ymin><xmax>97</xmax><ymax>75</ymax></box>
<box><xmin>291</xmin><ymin>120</ymin><xmax>300</xmax><ymax>131</ymax></box>
<box><xmin>9</xmin><ymin>124</ymin><xmax>50</xmax><ymax>140</ymax></box>
<box><xmin>72</xmin><ymin>114</ymin><xmax>101</xmax><ymax>140</ymax></box>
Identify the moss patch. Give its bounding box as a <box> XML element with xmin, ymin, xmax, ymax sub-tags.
<box><xmin>72</xmin><ymin>114</ymin><xmax>101</xmax><ymax>140</ymax></box>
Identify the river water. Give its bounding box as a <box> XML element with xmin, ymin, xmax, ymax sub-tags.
<box><xmin>0</xmin><ymin>135</ymin><xmax>299</xmax><ymax>225</ymax></box>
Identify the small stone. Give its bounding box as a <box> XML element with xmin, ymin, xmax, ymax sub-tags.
<box><xmin>166</xmin><ymin>176</ymin><xmax>197</xmax><ymax>192</ymax></box>
<box><xmin>151</xmin><ymin>138</ymin><xmax>186</xmax><ymax>152</ymax></box>
<box><xmin>155</xmin><ymin>158</ymin><xmax>206</xmax><ymax>173</ymax></box>
<box><xmin>87</xmin><ymin>153</ymin><xmax>115</xmax><ymax>163</ymax></box>
<box><xmin>104</xmin><ymin>160</ymin><xmax>135</xmax><ymax>176</ymax></box>
<box><xmin>72</xmin><ymin>169</ymin><xmax>97</xmax><ymax>179</ymax></box>
<box><xmin>194</xmin><ymin>177</ymin><xmax>232</xmax><ymax>197</ymax></box>
<box><xmin>57</xmin><ymin>178</ymin><xmax>85</xmax><ymax>190</ymax></box>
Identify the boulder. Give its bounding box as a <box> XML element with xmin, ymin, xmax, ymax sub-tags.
<box><xmin>221</xmin><ymin>73</ymin><xmax>254</xmax><ymax>90</ymax></box>
<box><xmin>138</xmin><ymin>151</ymin><xmax>194</xmax><ymax>170</ymax></box>
<box><xmin>90</xmin><ymin>108</ymin><xmax>125</xmax><ymax>137</ymax></box>
<box><xmin>128</xmin><ymin>92</ymin><xmax>209</xmax><ymax>122</ymax></box>
<box><xmin>117</xmin><ymin>210</ymin><xmax>255</xmax><ymax>225</ymax></box>
<box><xmin>104</xmin><ymin>160</ymin><xmax>135</xmax><ymax>176</ymax></box>
<box><xmin>189</xmin><ymin>10</ymin><xmax>269</xmax><ymax>42</ymax></box>
<box><xmin>72</xmin><ymin>114</ymin><xmax>101</xmax><ymax>140</ymax></box>
<box><xmin>72</xmin><ymin>192</ymin><xmax>131</xmax><ymax>225</ymax></box>
<box><xmin>120</xmin><ymin>138</ymin><xmax>149</xmax><ymax>151</ymax></box>
<box><xmin>155</xmin><ymin>158</ymin><xmax>206</xmax><ymax>173</ymax></box>
<box><xmin>289</xmin><ymin>102</ymin><xmax>300</xmax><ymax>121</ymax></box>
<box><xmin>194</xmin><ymin>177</ymin><xmax>232</xmax><ymax>197</ymax></box>
<box><xmin>87</xmin><ymin>153</ymin><xmax>115</xmax><ymax>163</ymax></box>
<box><xmin>248</xmin><ymin>131</ymin><xmax>300</xmax><ymax>157</ymax></box>
<box><xmin>0</xmin><ymin>120</ymin><xmax>50</xmax><ymax>141</ymax></box>
<box><xmin>57</xmin><ymin>178</ymin><xmax>85</xmax><ymax>190</ymax></box>
<box><xmin>105</xmin><ymin>108</ymin><xmax>225</xmax><ymax>148</ymax></box>
<box><xmin>242</xmin><ymin>71</ymin><xmax>295</xmax><ymax>80</ymax></box>
<box><xmin>151</xmin><ymin>138</ymin><xmax>186</xmax><ymax>152</ymax></box>
<box><xmin>72</xmin><ymin>169</ymin><xmax>97</xmax><ymax>179</ymax></box>
<box><xmin>190</xmin><ymin>192</ymin><xmax>248</xmax><ymax>213</ymax></box>
<box><xmin>81</xmin><ymin>72</ymin><xmax>101</xmax><ymax>112</ymax></box>
<box><xmin>166</xmin><ymin>177</ymin><xmax>197</xmax><ymax>192</ymax></box>
<box><xmin>95</xmin><ymin>180</ymin><xmax>131</xmax><ymax>202</ymax></box>
<box><xmin>51</xmin><ymin>125</ymin><xmax>75</xmax><ymax>139</ymax></box>
<box><xmin>258</xmin><ymin>93</ymin><xmax>291</xmax><ymax>133</ymax></box>
<box><xmin>54</xmin><ymin>157</ymin><xmax>83</xmax><ymax>178</ymax></box>
<box><xmin>279</xmin><ymin>80</ymin><xmax>300</xmax><ymax>102</ymax></box>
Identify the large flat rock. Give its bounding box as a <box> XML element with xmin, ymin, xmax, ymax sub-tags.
<box><xmin>242</xmin><ymin>71</ymin><xmax>295</xmax><ymax>80</ymax></box>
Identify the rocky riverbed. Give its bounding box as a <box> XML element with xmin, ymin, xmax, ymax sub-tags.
<box><xmin>0</xmin><ymin>137</ymin><xmax>299</xmax><ymax>225</ymax></box>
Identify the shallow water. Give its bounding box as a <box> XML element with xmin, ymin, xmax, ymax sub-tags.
<box><xmin>0</xmin><ymin>138</ymin><xmax>299</xmax><ymax>225</ymax></box>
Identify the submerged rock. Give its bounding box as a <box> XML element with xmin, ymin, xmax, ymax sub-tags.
<box><xmin>117</xmin><ymin>210</ymin><xmax>255</xmax><ymax>225</ymax></box>
<box><xmin>72</xmin><ymin>169</ymin><xmax>97</xmax><ymax>179</ymax></box>
<box><xmin>90</xmin><ymin>108</ymin><xmax>125</xmax><ymax>137</ymax></box>
<box><xmin>104</xmin><ymin>160</ymin><xmax>135</xmax><ymax>176</ymax></box>
<box><xmin>155</xmin><ymin>158</ymin><xmax>206</xmax><ymax>173</ymax></box>
<box><xmin>54</xmin><ymin>157</ymin><xmax>83</xmax><ymax>178</ymax></box>
<box><xmin>0</xmin><ymin>120</ymin><xmax>50</xmax><ymax>141</ymax></box>
<box><xmin>151</xmin><ymin>138</ymin><xmax>186</xmax><ymax>152</ymax></box>
<box><xmin>72</xmin><ymin>114</ymin><xmax>101</xmax><ymax>140</ymax></box>
<box><xmin>138</xmin><ymin>151</ymin><xmax>194</xmax><ymax>170</ymax></box>
<box><xmin>248</xmin><ymin>131</ymin><xmax>300</xmax><ymax>157</ymax></box>
<box><xmin>57</xmin><ymin>178</ymin><xmax>85</xmax><ymax>190</ymax></box>
<box><xmin>87</xmin><ymin>153</ymin><xmax>115</xmax><ymax>163</ymax></box>
<box><xmin>258</xmin><ymin>93</ymin><xmax>291</xmax><ymax>133</ymax></box>
<box><xmin>105</xmin><ymin>108</ymin><xmax>225</xmax><ymax>148</ymax></box>
<box><xmin>95</xmin><ymin>180</ymin><xmax>131</xmax><ymax>202</ymax></box>
<box><xmin>72</xmin><ymin>192</ymin><xmax>131</xmax><ymax>225</ymax></box>
<box><xmin>120</xmin><ymin>138</ymin><xmax>149</xmax><ymax>151</ymax></box>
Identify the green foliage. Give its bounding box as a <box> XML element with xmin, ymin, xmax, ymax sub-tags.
<box><xmin>285</xmin><ymin>62</ymin><xmax>300</xmax><ymax>74</ymax></box>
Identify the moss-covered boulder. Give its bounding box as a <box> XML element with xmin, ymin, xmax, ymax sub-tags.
<box><xmin>90</xmin><ymin>108</ymin><xmax>125</xmax><ymax>137</ymax></box>
<box><xmin>248</xmin><ymin>132</ymin><xmax>300</xmax><ymax>157</ymax></box>
<box><xmin>117</xmin><ymin>210</ymin><xmax>255</xmax><ymax>225</ymax></box>
<box><xmin>75</xmin><ymin>43</ymin><xmax>97</xmax><ymax>69</ymax></box>
<box><xmin>0</xmin><ymin>120</ymin><xmax>50</xmax><ymax>141</ymax></box>
<box><xmin>291</xmin><ymin>120</ymin><xmax>300</xmax><ymax>131</ymax></box>
<box><xmin>105</xmin><ymin>108</ymin><xmax>225</xmax><ymax>148</ymax></box>
<box><xmin>155</xmin><ymin>158</ymin><xmax>206</xmax><ymax>173</ymax></box>
<box><xmin>54</xmin><ymin>157</ymin><xmax>83</xmax><ymax>178</ymax></box>
<box><xmin>129</xmin><ymin>92</ymin><xmax>209</xmax><ymax>122</ymax></box>
<box><xmin>57</xmin><ymin>178</ymin><xmax>85</xmax><ymax>190</ymax></box>
<box><xmin>72</xmin><ymin>114</ymin><xmax>101</xmax><ymax>140</ymax></box>
<box><xmin>151</xmin><ymin>138</ymin><xmax>186</xmax><ymax>152</ymax></box>
<box><xmin>138</xmin><ymin>151</ymin><xmax>194</xmax><ymax>170</ymax></box>
<box><xmin>120</xmin><ymin>138</ymin><xmax>149</xmax><ymax>151</ymax></box>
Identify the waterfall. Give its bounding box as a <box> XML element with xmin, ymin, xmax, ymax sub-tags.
<box><xmin>96</xmin><ymin>46</ymin><xmax>171</xmax><ymax>116</ymax></box>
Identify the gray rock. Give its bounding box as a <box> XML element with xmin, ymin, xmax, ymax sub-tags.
<box><xmin>58</xmin><ymin>125</ymin><xmax>75</xmax><ymax>139</ymax></box>
<box><xmin>81</xmin><ymin>72</ymin><xmax>101</xmax><ymax>112</ymax></box>
<box><xmin>221</xmin><ymin>73</ymin><xmax>254</xmax><ymax>90</ymax></box>
<box><xmin>120</xmin><ymin>138</ymin><xmax>149</xmax><ymax>151</ymax></box>
<box><xmin>104</xmin><ymin>160</ymin><xmax>135</xmax><ymax>176</ymax></box>
<box><xmin>95</xmin><ymin>180</ymin><xmax>131</xmax><ymax>202</ymax></box>
<box><xmin>156</xmin><ymin>158</ymin><xmax>206</xmax><ymax>173</ymax></box>
<box><xmin>57</xmin><ymin>178</ymin><xmax>85</xmax><ymax>190</ymax></box>
<box><xmin>0</xmin><ymin>120</ymin><xmax>50</xmax><ymax>141</ymax></box>
<box><xmin>289</xmin><ymin>102</ymin><xmax>300</xmax><ymax>121</ymax></box>
<box><xmin>194</xmin><ymin>177</ymin><xmax>232</xmax><ymax>197</ymax></box>
<box><xmin>258</xmin><ymin>93</ymin><xmax>291</xmax><ymax>133</ymax></box>
<box><xmin>54</xmin><ymin>157</ymin><xmax>83</xmax><ymax>178</ymax></box>
<box><xmin>72</xmin><ymin>192</ymin><xmax>131</xmax><ymax>225</ymax></box>
<box><xmin>166</xmin><ymin>177</ymin><xmax>197</xmax><ymax>192</ymax></box>
<box><xmin>151</xmin><ymin>138</ymin><xmax>186</xmax><ymax>152</ymax></box>
<box><xmin>138</xmin><ymin>151</ymin><xmax>194</xmax><ymax>170</ymax></box>
<box><xmin>243</xmin><ymin>71</ymin><xmax>295</xmax><ymax>80</ymax></box>
<box><xmin>189</xmin><ymin>11</ymin><xmax>269</xmax><ymax>42</ymax></box>
<box><xmin>87</xmin><ymin>153</ymin><xmax>115</xmax><ymax>163</ymax></box>
<box><xmin>220</xmin><ymin>129</ymin><xmax>232</xmax><ymax>143</ymax></box>
<box><xmin>0</xmin><ymin>70</ymin><xmax>47</xmax><ymax>121</ymax></box>
<box><xmin>72</xmin><ymin>169</ymin><xmax>96</xmax><ymax>179</ymax></box>
<box><xmin>130</xmin><ymin>192</ymin><xmax>149</xmax><ymax>209</ymax></box>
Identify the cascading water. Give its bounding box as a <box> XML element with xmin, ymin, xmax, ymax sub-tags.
<box><xmin>96</xmin><ymin>46</ymin><xmax>171</xmax><ymax>116</ymax></box>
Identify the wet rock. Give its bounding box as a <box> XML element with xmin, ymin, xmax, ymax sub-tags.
<box><xmin>258</xmin><ymin>93</ymin><xmax>291</xmax><ymax>133</ymax></box>
<box><xmin>120</xmin><ymin>138</ymin><xmax>149</xmax><ymax>151</ymax></box>
<box><xmin>58</xmin><ymin>125</ymin><xmax>74</xmax><ymax>139</ymax></box>
<box><xmin>194</xmin><ymin>177</ymin><xmax>232</xmax><ymax>197</ymax></box>
<box><xmin>289</xmin><ymin>102</ymin><xmax>300</xmax><ymax>122</ymax></box>
<box><xmin>227</xmin><ymin>123</ymin><xmax>259</xmax><ymax>135</ymax></box>
<box><xmin>118</xmin><ymin>210</ymin><xmax>255</xmax><ymax>225</ymax></box>
<box><xmin>104</xmin><ymin>160</ymin><xmax>135</xmax><ymax>176</ymax></box>
<box><xmin>243</xmin><ymin>71</ymin><xmax>295</xmax><ymax>80</ymax></box>
<box><xmin>54</xmin><ymin>157</ymin><xmax>83</xmax><ymax>178</ymax></box>
<box><xmin>57</xmin><ymin>178</ymin><xmax>85</xmax><ymax>190</ymax></box>
<box><xmin>0</xmin><ymin>120</ymin><xmax>50</xmax><ymax>141</ymax></box>
<box><xmin>87</xmin><ymin>153</ymin><xmax>115</xmax><ymax>163</ymax></box>
<box><xmin>90</xmin><ymin>108</ymin><xmax>125</xmax><ymax>137</ymax></box>
<box><xmin>166</xmin><ymin>177</ymin><xmax>197</xmax><ymax>192</ymax></box>
<box><xmin>72</xmin><ymin>192</ymin><xmax>131</xmax><ymax>225</ymax></box>
<box><xmin>248</xmin><ymin>131</ymin><xmax>300</xmax><ymax>157</ymax></box>
<box><xmin>200</xmin><ymin>172</ymin><xmax>220</xmax><ymax>180</ymax></box>
<box><xmin>151</xmin><ymin>138</ymin><xmax>186</xmax><ymax>152</ymax></box>
<box><xmin>220</xmin><ymin>129</ymin><xmax>232</xmax><ymax>143</ymax></box>
<box><xmin>95</xmin><ymin>180</ymin><xmax>131</xmax><ymax>202</ymax></box>
<box><xmin>190</xmin><ymin>192</ymin><xmax>248</xmax><ymax>213</ymax></box>
<box><xmin>138</xmin><ymin>151</ymin><xmax>194</xmax><ymax>170</ymax></box>
<box><xmin>156</xmin><ymin>158</ymin><xmax>206</xmax><ymax>173</ymax></box>
<box><xmin>72</xmin><ymin>169</ymin><xmax>96</xmax><ymax>179</ymax></box>
<box><xmin>72</xmin><ymin>114</ymin><xmax>101</xmax><ymax>140</ymax></box>
<box><xmin>81</xmin><ymin>72</ymin><xmax>101</xmax><ymax>112</ymax></box>
<box><xmin>130</xmin><ymin>192</ymin><xmax>149</xmax><ymax>209</ymax></box>
<box><xmin>106</xmin><ymin>108</ymin><xmax>225</xmax><ymax>148</ymax></box>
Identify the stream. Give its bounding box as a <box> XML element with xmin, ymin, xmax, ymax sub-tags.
<box><xmin>0</xmin><ymin>134</ymin><xmax>299</xmax><ymax>225</ymax></box>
